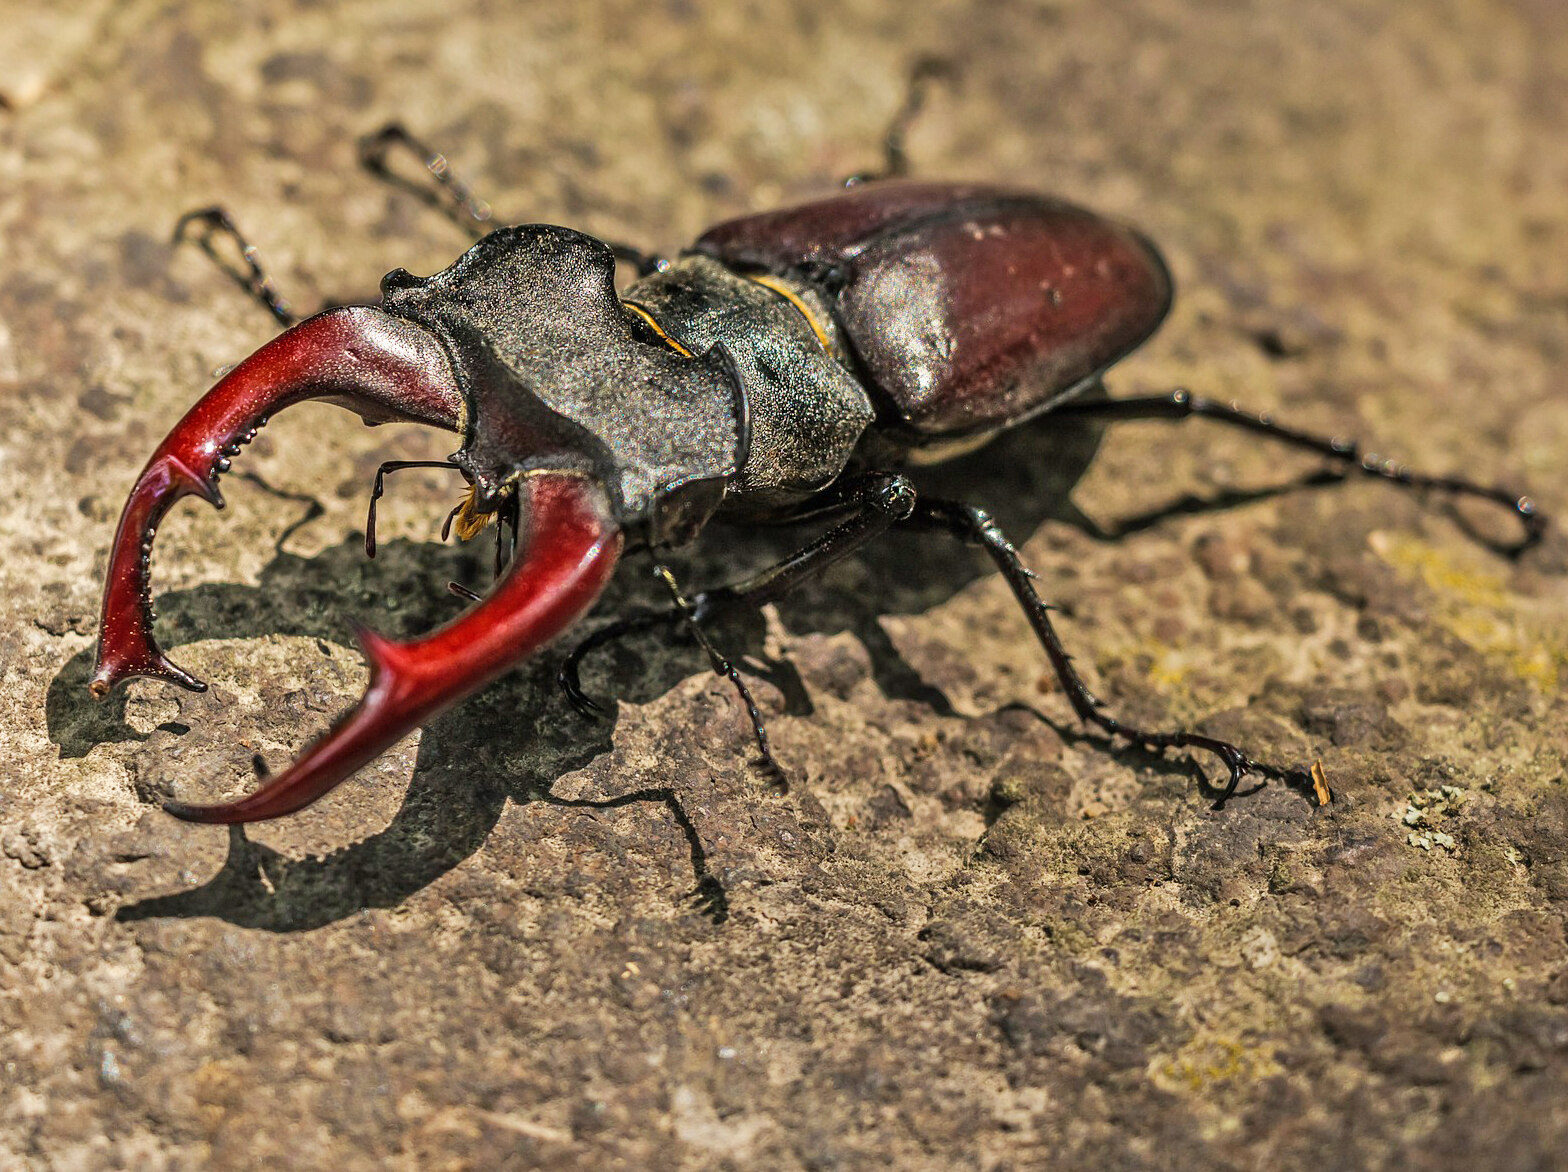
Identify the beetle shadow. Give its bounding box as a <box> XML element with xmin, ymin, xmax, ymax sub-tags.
<box><xmin>46</xmin><ymin>533</ymin><xmax>730</xmax><ymax>932</ymax></box>
<box><xmin>46</xmin><ymin>414</ymin><xmax>1352</xmax><ymax>931</ymax></box>
<box><xmin>114</xmin><ymin>780</ymin><xmax>729</xmax><ymax>932</ymax></box>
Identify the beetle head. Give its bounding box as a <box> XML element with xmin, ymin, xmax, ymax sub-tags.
<box><xmin>382</xmin><ymin>224</ymin><xmax>742</xmax><ymax>545</ymax></box>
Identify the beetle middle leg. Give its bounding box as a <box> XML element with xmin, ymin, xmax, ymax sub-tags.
<box><xmin>844</xmin><ymin>56</ymin><xmax>955</xmax><ymax>186</ymax></box>
<box><xmin>1052</xmin><ymin>389</ymin><xmax>1544</xmax><ymax>555</ymax></box>
<box><xmin>906</xmin><ymin>498</ymin><xmax>1306</xmax><ymax>809</ymax></box>
<box><xmin>565</xmin><ymin>471</ymin><xmax>1299</xmax><ymax>808</ymax></box>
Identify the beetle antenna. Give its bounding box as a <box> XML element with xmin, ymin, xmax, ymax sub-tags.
<box><xmin>365</xmin><ymin>460</ymin><xmax>463</xmax><ymax>558</ymax></box>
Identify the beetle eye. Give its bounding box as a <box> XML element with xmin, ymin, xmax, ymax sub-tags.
<box><xmin>381</xmin><ymin>267</ymin><xmax>423</xmax><ymax>293</ymax></box>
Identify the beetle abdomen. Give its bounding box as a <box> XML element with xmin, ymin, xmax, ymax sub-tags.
<box><xmin>695</xmin><ymin>182</ymin><xmax>1172</xmax><ymax>437</ymax></box>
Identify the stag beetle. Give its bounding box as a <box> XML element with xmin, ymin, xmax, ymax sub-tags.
<box><xmin>90</xmin><ymin>114</ymin><xmax>1541</xmax><ymax>825</ymax></box>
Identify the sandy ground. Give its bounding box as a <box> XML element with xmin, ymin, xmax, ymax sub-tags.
<box><xmin>2</xmin><ymin>1</ymin><xmax>1566</xmax><ymax>1168</ymax></box>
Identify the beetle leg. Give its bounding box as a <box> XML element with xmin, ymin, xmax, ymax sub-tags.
<box><xmin>908</xmin><ymin>498</ymin><xmax>1310</xmax><ymax>809</ymax></box>
<box><xmin>653</xmin><ymin>563</ymin><xmax>788</xmax><ymax>789</ymax></box>
<box><xmin>558</xmin><ymin>609</ymin><xmax>679</xmax><ymax>717</ymax></box>
<box><xmin>91</xmin><ymin>306</ymin><xmax>466</xmax><ymax>699</ymax></box>
<box><xmin>358</xmin><ymin>123</ymin><xmax>670</xmax><ymax>276</ymax></box>
<box><xmin>1052</xmin><ymin>390</ymin><xmax>1544</xmax><ymax>555</ymax></box>
<box><xmin>557</xmin><ymin>472</ymin><xmax>916</xmax><ymax>715</ymax></box>
<box><xmin>707</xmin><ymin>472</ymin><xmax>918</xmax><ymax>609</ymax></box>
<box><xmin>843</xmin><ymin>57</ymin><xmax>955</xmax><ymax>186</ymax></box>
<box><xmin>556</xmin><ymin>570</ymin><xmax>786</xmax><ymax>782</ymax></box>
<box><xmin>163</xmin><ymin>473</ymin><xmax>621</xmax><ymax>823</ymax></box>
<box><xmin>173</xmin><ymin>207</ymin><xmax>298</xmax><ymax>327</ymax></box>
<box><xmin>358</xmin><ymin>123</ymin><xmax>494</xmax><ymax>235</ymax></box>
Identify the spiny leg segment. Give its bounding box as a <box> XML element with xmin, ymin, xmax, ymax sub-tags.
<box><xmin>172</xmin><ymin>207</ymin><xmax>297</xmax><ymax>327</ymax></box>
<box><xmin>358</xmin><ymin>121</ymin><xmax>667</xmax><ymax>275</ymax></box>
<box><xmin>1052</xmin><ymin>389</ymin><xmax>1543</xmax><ymax>554</ymax></box>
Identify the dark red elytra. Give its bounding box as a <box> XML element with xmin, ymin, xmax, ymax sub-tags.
<box><xmin>697</xmin><ymin>183</ymin><xmax>1171</xmax><ymax>435</ymax></box>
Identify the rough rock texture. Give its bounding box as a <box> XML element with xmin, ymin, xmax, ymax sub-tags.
<box><xmin>3</xmin><ymin>1</ymin><xmax>1566</xmax><ymax>1168</ymax></box>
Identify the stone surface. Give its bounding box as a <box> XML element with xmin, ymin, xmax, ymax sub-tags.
<box><xmin>2</xmin><ymin>0</ymin><xmax>1566</xmax><ymax>1168</ymax></box>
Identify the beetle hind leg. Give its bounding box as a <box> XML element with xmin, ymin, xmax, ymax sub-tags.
<box><xmin>1052</xmin><ymin>390</ymin><xmax>1544</xmax><ymax>556</ymax></box>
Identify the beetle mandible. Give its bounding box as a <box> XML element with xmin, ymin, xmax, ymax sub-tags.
<box><xmin>89</xmin><ymin>100</ymin><xmax>1542</xmax><ymax>825</ymax></box>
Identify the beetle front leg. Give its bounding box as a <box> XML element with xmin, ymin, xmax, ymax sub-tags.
<box><xmin>358</xmin><ymin>123</ymin><xmax>494</xmax><ymax>235</ymax></box>
<box><xmin>907</xmin><ymin>498</ymin><xmax>1313</xmax><ymax>809</ymax></box>
<box><xmin>559</xmin><ymin>472</ymin><xmax>916</xmax><ymax>709</ymax></box>
<box><xmin>653</xmin><ymin>563</ymin><xmax>788</xmax><ymax>789</ymax></box>
<box><xmin>359</xmin><ymin>122</ymin><xmax>670</xmax><ymax>276</ymax></box>
<box><xmin>558</xmin><ymin>472</ymin><xmax>918</xmax><ymax>782</ymax></box>
<box><xmin>172</xmin><ymin>207</ymin><xmax>298</xmax><ymax>327</ymax></box>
